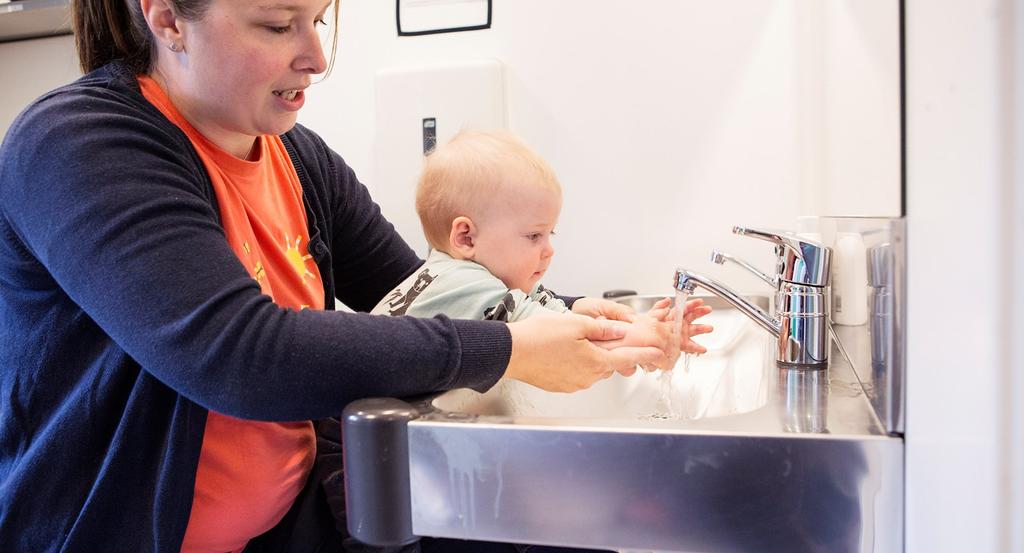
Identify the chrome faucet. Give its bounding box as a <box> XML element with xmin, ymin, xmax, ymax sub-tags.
<box><xmin>709</xmin><ymin>250</ymin><xmax>779</xmax><ymax>288</ymax></box>
<box><xmin>675</xmin><ymin>226</ymin><xmax>833</xmax><ymax>368</ymax></box>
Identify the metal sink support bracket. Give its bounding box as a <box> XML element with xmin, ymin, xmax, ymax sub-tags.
<box><xmin>675</xmin><ymin>226</ymin><xmax>832</xmax><ymax>368</ymax></box>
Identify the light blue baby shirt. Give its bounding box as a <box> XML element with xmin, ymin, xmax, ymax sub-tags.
<box><xmin>371</xmin><ymin>250</ymin><xmax>568</xmax><ymax>322</ymax></box>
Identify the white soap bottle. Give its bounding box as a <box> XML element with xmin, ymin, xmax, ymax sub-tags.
<box><xmin>832</xmin><ymin>232</ymin><xmax>869</xmax><ymax>326</ymax></box>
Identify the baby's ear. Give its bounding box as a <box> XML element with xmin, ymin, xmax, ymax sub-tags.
<box><xmin>449</xmin><ymin>216</ymin><xmax>476</xmax><ymax>259</ymax></box>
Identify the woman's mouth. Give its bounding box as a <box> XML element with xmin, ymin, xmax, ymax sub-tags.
<box><xmin>272</xmin><ymin>88</ymin><xmax>305</xmax><ymax>109</ymax></box>
<box><xmin>273</xmin><ymin>89</ymin><xmax>301</xmax><ymax>101</ymax></box>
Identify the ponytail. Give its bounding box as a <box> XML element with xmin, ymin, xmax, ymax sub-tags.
<box><xmin>71</xmin><ymin>0</ymin><xmax>153</xmax><ymax>74</ymax></box>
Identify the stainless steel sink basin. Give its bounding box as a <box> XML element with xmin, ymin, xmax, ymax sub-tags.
<box><xmin>433</xmin><ymin>293</ymin><xmax>773</xmax><ymax>421</ymax></box>
<box><xmin>342</xmin><ymin>293</ymin><xmax>904</xmax><ymax>552</ymax></box>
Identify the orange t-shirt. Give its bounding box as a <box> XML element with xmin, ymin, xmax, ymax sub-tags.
<box><xmin>138</xmin><ymin>75</ymin><xmax>325</xmax><ymax>553</ymax></box>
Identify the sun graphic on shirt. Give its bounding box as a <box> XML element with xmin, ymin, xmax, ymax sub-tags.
<box><xmin>284</xmin><ymin>234</ymin><xmax>316</xmax><ymax>284</ymax></box>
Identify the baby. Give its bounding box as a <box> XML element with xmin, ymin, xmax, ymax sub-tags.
<box><xmin>371</xmin><ymin>129</ymin><xmax>710</xmax><ymax>364</ymax></box>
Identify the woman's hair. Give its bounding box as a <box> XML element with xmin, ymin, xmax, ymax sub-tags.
<box><xmin>71</xmin><ymin>0</ymin><xmax>341</xmax><ymax>75</ymax></box>
<box><xmin>416</xmin><ymin>129</ymin><xmax>561</xmax><ymax>250</ymax></box>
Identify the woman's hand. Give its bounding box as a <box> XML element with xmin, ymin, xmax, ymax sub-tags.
<box><xmin>569</xmin><ymin>297</ymin><xmax>637</xmax><ymax>323</ymax></box>
<box><xmin>504</xmin><ymin>313</ymin><xmax>666</xmax><ymax>392</ymax></box>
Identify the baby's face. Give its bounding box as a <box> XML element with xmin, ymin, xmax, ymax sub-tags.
<box><xmin>472</xmin><ymin>184</ymin><xmax>561</xmax><ymax>293</ymax></box>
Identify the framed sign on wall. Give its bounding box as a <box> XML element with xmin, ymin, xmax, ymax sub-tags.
<box><xmin>397</xmin><ymin>0</ymin><xmax>492</xmax><ymax>36</ymax></box>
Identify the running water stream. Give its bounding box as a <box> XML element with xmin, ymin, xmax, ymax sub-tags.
<box><xmin>642</xmin><ymin>287</ymin><xmax>693</xmax><ymax>420</ymax></box>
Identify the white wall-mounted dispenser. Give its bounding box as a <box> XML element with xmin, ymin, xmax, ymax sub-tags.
<box><xmin>372</xmin><ymin>59</ymin><xmax>507</xmax><ymax>256</ymax></box>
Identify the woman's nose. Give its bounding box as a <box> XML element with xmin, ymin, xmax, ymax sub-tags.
<box><xmin>295</xmin><ymin>28</ymin><xmax>328</xmax><ymax>74</ymax></box>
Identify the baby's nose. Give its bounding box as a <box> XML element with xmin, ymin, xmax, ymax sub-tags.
<box><xmin>542</xmin><ymin>242</ymin><xmax>554</xmax><ymax>258</ymax></box>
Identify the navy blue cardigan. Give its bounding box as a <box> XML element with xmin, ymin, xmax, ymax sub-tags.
<box><xmin>0</xmin><ymin>62</ymin><xmax>511</xmax><ymax>552</ymax></box>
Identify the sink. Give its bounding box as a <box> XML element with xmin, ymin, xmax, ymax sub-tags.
<box><xmin>433</xmin><ymin>294</ymin><xmax>773</xmax><ymax>421</ymax></box>
<box><xmin>342</xmin><ymin>293</ymin><xmax>903</xmax><ymax>552</ymax></box>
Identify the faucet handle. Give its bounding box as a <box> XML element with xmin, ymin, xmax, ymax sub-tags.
<box><xmin>732</xmin><ymin>226</ymin><xmax>824</xmax><ymax>252</ymax></box>
<box><xmin>732</xmin><ymin>226</ymin><xmax>831</xmax><ymax>287</ymax></box>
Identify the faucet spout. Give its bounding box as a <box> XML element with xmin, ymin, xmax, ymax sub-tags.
<box><xmin>674</xmin><ymin>269</ymin><xmax>781</xmax><ymax>338</ymax></box>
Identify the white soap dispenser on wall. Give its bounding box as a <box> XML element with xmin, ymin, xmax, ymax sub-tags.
<box><xmin>832</xmin><ymin>232</ymin><xmax>869</xmax><ymax>325</ymax></box>
<box><xmin>372</xmin><ymin>59</ymin><xmax>507</xmax><ymax>257</ymax></box>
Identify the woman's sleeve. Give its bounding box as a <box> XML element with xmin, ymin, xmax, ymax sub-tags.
<box><xmin>326</xmin><ymin>156</ymin><xmax>423</xmax><ymax>312</ymax></box>
<box><xmin>0</xmin><ymin>91</ymin><xmax>509</xmax><ymax>422</ymax></box>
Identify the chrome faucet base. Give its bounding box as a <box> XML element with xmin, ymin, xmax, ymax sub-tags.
<box><xmin>776</xmin><ymin>360</ymin><xmax>828</xmax><ymax>371</ymax></box>
<box><xmin>775</xmin><ymin>282</ymin><xmax>831</xmax><ymax>366</ymax></box>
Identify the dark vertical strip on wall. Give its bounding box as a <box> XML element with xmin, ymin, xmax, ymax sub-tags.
<box><xmin>899</xmin><ymin>0</ymin><xmax>907</xmax><ymax>216</ymax></box>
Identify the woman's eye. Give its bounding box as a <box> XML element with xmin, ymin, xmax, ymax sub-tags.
<box><xmin>266</xmin><ymin>25</ymin><xmax>291</xmax><ymax>34</ymax></box>
<box><xmin>315</xmin><ymin>17</ymin><xmax>327</xmax><ymax>26</ymax></box>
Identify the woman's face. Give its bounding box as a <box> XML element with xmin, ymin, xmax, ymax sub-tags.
<box><xmin>158</xmin><ymin>0</ymin><xmax>331</xmax><ymax>156</ymax></box>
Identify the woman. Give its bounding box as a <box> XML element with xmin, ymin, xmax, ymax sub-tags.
<box><xmin>0</xmin><ymin>0</ymin><xmax>704</xmax><ymax>551</ymax></box>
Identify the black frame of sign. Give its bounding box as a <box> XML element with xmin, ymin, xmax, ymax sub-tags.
<box><xmin>396</xmin><ymin>0</ymin><xmax>492</xmax><ymax>37</ymax></box>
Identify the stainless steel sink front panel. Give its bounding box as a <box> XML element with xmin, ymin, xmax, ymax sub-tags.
<box><xmin>408</xmin><ymin>423</ymin><xmax>902</xmax><ymax>552</ymax></box>
<box><xmin>395</xmin><ymin>291</ymin><xmax>902</xmax><ymax>551</ymax></box>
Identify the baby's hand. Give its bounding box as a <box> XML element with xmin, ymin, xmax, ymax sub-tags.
<box><xmin>645</xmin><ymin>297</ymin><xmax>673</xmax><ymax>322</ymax></box>
<box><xmin>617</xmin><ymin>297</ymin><xmax>716</xmax><ymax>357</ymax></box>
<box><xmin>593</xmin><ymin>297</ymin><xmax>715</xmax><ymax>374</ymax></box>
<box><xmin>673</xmin><ymin>298</ymin><xmax>714</xmax><ymax>354</ymax></box>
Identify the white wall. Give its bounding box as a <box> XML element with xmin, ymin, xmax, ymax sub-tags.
<box><xmin>300</xmin><ymin>0</ymin><xmax>900</xmax><ymax>297</ymax></box>
<box><xmin>0</xmin><ymin>7</ymin><xmax>903</xmax><ymax>298</ymax></box>
<box><xmin>905</xmin><ymin>0</ymin><xmax>1024</xmax><ymax>551</ymax></box>
<box><xmin>0</xmin><ymin>34</ymin><xmax>78</xmax><ymax>133</ymax></box>
<box><xmin>0</xmin><ymin>4</ymin><xmax>899</xmax><ymax>297</ymax></box>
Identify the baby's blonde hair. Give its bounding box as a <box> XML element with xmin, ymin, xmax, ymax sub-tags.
<box><xmin>416</xmin><ymin>129</ymin><xmax>561</xmax><ymax>250</ymax></box>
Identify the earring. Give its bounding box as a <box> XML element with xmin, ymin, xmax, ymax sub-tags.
<box><xmin>168</xmin><ymin>42</ymin><xmax>181</xmax><ymax>52</ymax></box>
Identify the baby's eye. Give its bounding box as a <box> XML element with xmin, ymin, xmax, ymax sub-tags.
<box><xmin>526</xmin><ymin>233</ymin><xmax>542</xmax><ymax>242</ymax></box>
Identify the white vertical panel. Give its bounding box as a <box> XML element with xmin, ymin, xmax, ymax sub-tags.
<box><xmin>795</xmin><ymin>0</ymin><xmax>826</xmax><ymax>216</ymax></box>
<box><xmin>820</xmin><ymin>1</ymin><xmax>901</xmax><ymax>216</ymax></box>
<box><xmin>906</xmin><ymin>1</ymin><xmax>1021</xmax><ymax>551</ymax></box>
<box><xmin>1006</xmin><ymin>2</ymin><xmax>1024</xmax><ymax>550</ymax></box>
<box><xmin>794</xmin><ymin>0</ymin><xmax>901</xmax><ymax>218</ymax></box>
